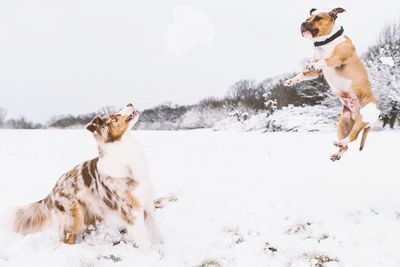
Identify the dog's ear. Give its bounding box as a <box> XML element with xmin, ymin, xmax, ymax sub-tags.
<box><xmin>309</xmin><ymin>8</ymin><xmax>317</xmax><ymax>15</ymax></box>
<box><xmin>86</xmin><ymin>115</ymin><xmax>103</xmax><ymax>133</ymax></box>
<box><xmin>329</xmin><ymin>7</ymin><xmax>345</xmax><ymax>19</ymax></box>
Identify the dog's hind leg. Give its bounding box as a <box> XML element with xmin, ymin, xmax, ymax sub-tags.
<box><xmin>359</xmin><ymin>126</ymin><xmax>370</xmax><ymax>151</ymax></box>
<box><xmin>60</xmin><ymin>201</ymin><xmax>83</xmax><ymax>244</ymax></box>
<box><xmin>334</xmin><ymin>114</ymin><xmax>368</xmax><ymax>150</ymax></box>
<box><xmin>330</xmin><ymin>108</ymin><xmax>354</xmax><ymax>161</ymax></box>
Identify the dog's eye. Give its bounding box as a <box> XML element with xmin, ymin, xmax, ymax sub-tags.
<box><xmin>314</xmin><ymin>16</ymin><xmax>322</xmax><ymax>21</ymax></box>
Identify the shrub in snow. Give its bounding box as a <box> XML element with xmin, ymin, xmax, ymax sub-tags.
<box><xmin>363</xmin><ymin>22</ymin><xmax>400</xmax><ymax>127</ymax></box>
<box><xmin>179</xmin><ymin>106</ymin><xmax>228</xmax><ymax>129</ymax></box>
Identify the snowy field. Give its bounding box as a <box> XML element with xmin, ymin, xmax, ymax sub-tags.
<box><xmin>0</xmin><ymin>129</ymin><xmax>400</xmax><ymax>267</ymax></box>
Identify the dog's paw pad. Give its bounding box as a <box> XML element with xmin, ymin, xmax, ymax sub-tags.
<box><xmin>305</xmin><ymin>64</ymin><xmax>316</xmax><ymax>72</ymax></box>
<box><xmin>330</xmin><ymin>153</ymin><xmax>341</xmax><ymax>161</ymax></box>
<box><xmin>333</xmin><ymin>141</ymin><xmax>342</xmax><ymax>147</ymax></box>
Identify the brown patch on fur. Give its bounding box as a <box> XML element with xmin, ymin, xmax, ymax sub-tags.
<box><xmin>71</xmin><ymin>183</ymin><xmax>79</xmax><ymax>194</ymax></box>
<box><xmin>119</xmin><ymin>192</ymin><xmax>141</xmax><ymax>225</ymax></box>
<box><xmin>68</xmin><ymin>168</ymin><xmax>79</xmax><ymax>179</ymax></box>
<box><xmin>63</xmin><ymin>202</ymin><xmax>82</xmax><ymax>244</ymax></box>
<box><xmin>107</xmin><ymin>115</ymin><xmax>130</xmax><ymax>142</ymax></box>
<box><xmin>346</xmin><ymin>116</ymin><xmax>368</xmax><ymax>143</ymax></box>
<box><xmin>121</xmin><ymin>209</ymin><xmax>133</xmax><ymax>225</ymax></box>
<box><xmin>89</xmin><ymin>158</ymin><xmax>99</xmax><ymax>190</ymax></box>
<box><xmin>86</xmin><ymin>116</ymin><xmax>103</xmax><ymax>133</ymax></box>
<box><xmin>103</xmin><ymin>198</ymin><xmax>118</xmax><ymax>210</ymax></box>
<box><xmin>58</xmin><ymin>191</ymin><xmax>69</xmax><ymax>198</ymax></box>
<box><xmin>78</xmin><ymin>201</ymin><xmax>103</xmax><ymax>226</ymax></box>
<box><xmin>101</xmin><ymin>182</ymin><xmax>113</xmax><ymax>200</ymax></box>
<box><xmin>54</xmin><ymin>200</ymin><xmax>65</xmax><ymax>212</ymax></box>
<box><xmin>126</xmin><ymin>192</ymin><xmax>141</xmax><ymax>209</ymax></box>
<box><xmin>125</xmin><ymin>178</ymin><xmax>138</xmax><ymax>190</ymax></box>
<box><xmin>81</xmin><ymin>161</ymin><xmax>93</xmax><ymax>187</ymax></box>
<box><xmin>89</xmin><ymin>158</ymin><xmax>98</xmax><ymax>177</ymax></box>
<box><xmin>325</xmin><ymin>37</ymin><xmax>356</xmax><ymax>68</ymax></box>
<box><xmin>44</xmin><ymin>196</ymin><xmax>53</xmax><ymax>209</ymax></box>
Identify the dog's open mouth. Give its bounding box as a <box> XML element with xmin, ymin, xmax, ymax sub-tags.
<box><xmin>126</xmin><ymin>111</ymin><xmax>138</xmax><ymax>122</ymax></box>
<box><xmin>302</xmin><ymin>29</ymin><xmax>312</xmax><ymax>37</ymax></box>
<box><xmin>301</xmin><ymin>24</ymin><xmax>318</xmax><ymax>37</ymax></box>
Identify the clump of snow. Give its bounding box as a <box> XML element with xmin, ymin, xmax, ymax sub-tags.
<box><xmin>380</xmin><ymin>56</ymin><xmax>395</xmax><ymax>66</ymax></box>
<box><xmin>178</xmin><ymin>107</ymin><xmax>228</xmax><ymax>129</ymax></box>
<box><xmin>164</xmin><ymin>6</ymin><xmax>215</xmax><ymax>56</ymax></box>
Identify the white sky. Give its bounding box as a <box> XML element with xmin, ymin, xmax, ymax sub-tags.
<box><xmin>0</xmin><ymin>0</ymin><xmax>399</xmax><ymax>122</ymax></box>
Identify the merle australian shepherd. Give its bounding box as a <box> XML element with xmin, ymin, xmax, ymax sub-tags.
<box><xmin>13</xmin><ymin>103</ymin><xmax>162</xmax><ymax>251</ymax></box>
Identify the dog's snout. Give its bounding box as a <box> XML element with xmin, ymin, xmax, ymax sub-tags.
<box><xmin>301</xmin><ymin>22</ymin><xmax>308</xmax><ymax>30</ymax></box>
<box><xmin>127</xmin><ymin>103</ymin><xmax>133</xmax><ymax>108</ymax></box>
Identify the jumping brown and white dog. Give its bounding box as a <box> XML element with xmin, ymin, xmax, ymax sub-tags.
<box><xmin>284</xmin><ymin>7</ymin><xmax>380</xmax><ymax>161</ymax></box>
<box><xmin>13</xmin><ymin>103</ymin><xmax>162</xmax><ymax>251</ymax></box>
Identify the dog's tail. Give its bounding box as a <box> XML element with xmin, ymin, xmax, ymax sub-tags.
<box><xmin>13</xmin><ymin>197</ymin><xmax>52</xmax><ymax>235</ymax></box>
<box><xmin>359</xmin><ymin>126</ymin><xmax>371</xmax><ymax>151</ymax></box>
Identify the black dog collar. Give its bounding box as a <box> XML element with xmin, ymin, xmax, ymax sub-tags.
<box><xmin>314</xmin><ymin>26</ymin><xmax>344</xmax><ymax>47</ymax></box>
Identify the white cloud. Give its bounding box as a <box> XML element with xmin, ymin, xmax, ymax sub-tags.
<box><xmin>164</xmin><ymin>6</ymin><xmax>215</xmax><ymax>56</ymax></box>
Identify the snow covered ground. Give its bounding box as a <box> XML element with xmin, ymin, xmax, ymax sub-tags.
<box><xmin>0</xmin><ymin>129</ymin><xmax>399</xmax><ymax>267</ymax></box>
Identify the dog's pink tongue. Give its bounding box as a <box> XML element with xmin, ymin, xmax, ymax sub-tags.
<box><xmin>302</xmin><ymin>30</ymin><xmax>312</xmax><ymax>38</ymax></box>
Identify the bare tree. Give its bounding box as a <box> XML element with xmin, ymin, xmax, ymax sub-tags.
<box><xmin>227</xmin><ymin>80</ymin><xmax>255</xmax><ymax>102</ymax></box>
<box><xmin>378</xmin><ymin>20</ymin><xmax>400</xmax><ymax>45</ymax></box>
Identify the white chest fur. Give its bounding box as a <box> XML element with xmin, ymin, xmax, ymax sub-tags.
<box><xmin>97</xmin><ymin>133</ymin><xmax>154</xmax><ymax>208</ymax></box>
<box><xmin>313</xmin><ymin>26</ymin><xmax>352</xmax><ymax>94</ymax></box>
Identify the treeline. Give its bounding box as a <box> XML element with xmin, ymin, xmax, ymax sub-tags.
<box><xmin>132</xmin><ymin>75</ymin><xmax>331</xmax><ymax>130</ymax></box>
<box><xmin>0</xmin><ymin>108</ymin><xmax>43</xmax><ymax>129</ymax></box>
<box><xmin>0</xmin><ymin>106</ymin><xmax>115</xmax><ymax>129</ymax></box>
<box><xmin>47</xmin><ymin>106</ymin><xmax>115</xmax><ymax>128</ymax></box>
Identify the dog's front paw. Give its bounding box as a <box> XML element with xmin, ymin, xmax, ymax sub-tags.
<box><xmin>305</xmin><ymin>60</ymin><xmax>325</xmax><ymax>72</ymax></box>
<box><xmin>305</xmin><ymin>63</ymin><xmax>319</xmax><ymax>72</ymax></box>
<box><xmin>333</xmin><ymin>138</ymin><xmax>349</xmax><ymax>148</ymax></box>
<box><xmin>330</xmin><ymin>152</ymin><xmax>342</xmax><ymax>161</ymax></box>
